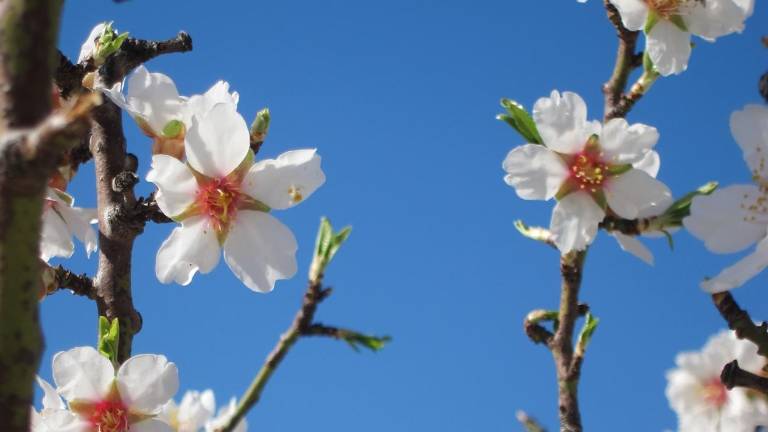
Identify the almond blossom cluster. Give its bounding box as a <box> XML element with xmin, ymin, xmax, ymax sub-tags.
<box><xmin>32</xmin><ymin>346</ymin><xmax>247</xmax><ymax>432</ymax></box>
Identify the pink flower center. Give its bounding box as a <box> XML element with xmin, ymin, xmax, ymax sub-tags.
<box><xmin>89</xmin><ymin>400</ymin><xmax>129</xmax><ymax>432</ymax></box>
<box><xmin>568</xmin><ymin>149</ymin><xmax>608</xmax><ymax>193</ymax></box>
<box><xmin>702</xmin><ymin>377</ymin><xmax>728</xmax><ymax>408</ymax></box>
<box><xmin>196</xmin><ymin>177</ymin><xmax>243</xmax><ymax>233</ymax></box>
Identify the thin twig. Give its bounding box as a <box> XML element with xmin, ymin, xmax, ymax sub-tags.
<box><xmin>98</xmin><ymin>32</ymin><xmax>193</xmax><ymax>87</ymax></box>
<box><xmin>517</xmin><ymin>410</ymin><xmax>547</xmax><ymax>432</ymax></box>
<box><xmin>602</xmin><ymin>1</ymin><xmax>642</xmax><ymax>121</ymax></box>
<box><xmin>48</xmin><ymin>265</ymin><xmax>96</xmax><ymax>299</ymax></box>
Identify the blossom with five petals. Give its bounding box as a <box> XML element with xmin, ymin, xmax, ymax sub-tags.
<box><xmin>503</xmin><ymin>90</ymin><xmax>671</xmax><ymax>253</ymax></box>
<box><xmin>684</xmin><ymin>105</ymin><xmax>768</xmax><ymax>292</ymax></box>
<box><xmin>40</xmin><ymin>187</ymin><xmax>97</xmax><ymax>262</ymax></box>
<box><xmin>609</xmin><ymin>0</ymin><xmax>754</xmax><ymax>76</ymax></box>
<box><xmin>147</xmin><ymin>102</ymin><xmax>325</xmax><ymax>292</ymax></box>
<box><xmin>666</xmin><ymin>330</ymin><xmax>768</xmax><ymax>432</ymax></box>
<box><xmin>100</xmin><ymin>65</ymin><xmax>239</xmax><ymax>158</ymax></box>
<box><xmin>49</xmin><ymin>346</ymin><xmax>179</xmax><ymax>432</ymax></box>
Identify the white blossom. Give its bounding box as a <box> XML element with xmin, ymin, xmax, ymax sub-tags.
<box><xmin>503</xmin><ymin>90</ymin><xmax>671</xmax><ymax>254</ymax></box>
<box><xmin>44</xmin><ymin>346</ymin><xmax>179</xmax><ymax>432</ymax></box>
<box><xmin>609</xmin><ymin>0</ymin><xmax>754</xmax><ymax>76</ymax></box>
<box><xmin>666</xmin><ymin>330</ymin><xmax>768</xmax><ymax>432</ymax></box>
<box><xmin>158</xmin><ymin>390</ymin><xmax>216</xmax><ymax>432</ymax></box>
<box><xmin>40</xmin><ymin>187</ymin><xmax>97</xmax><ymax>262</ymax></box>
<box><xmin>30</xmin><ymin>377</ymin><xmax>86</xmax><ymax>432</ymax></box>
<box><xmin>146</xmin><ymin>102</ymin><xmax>325</xmax><ymax>292</ymax></box>
<box><xmin>204</xmin><ymin>398</ymin><xmax>247</xmax><ymax>432</ymax></box>
<box><xmin>684</xmin><ymin>105</ymin><xmax>768</xmax><ymax>292</ymax></box>
<box><xmin>99</xmin><ymin>66</ymin><xmax>238</xmax><ymax>158</ymax></box>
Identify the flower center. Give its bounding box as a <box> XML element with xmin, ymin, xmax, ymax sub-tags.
<box><xmin>90</xmin><ymin>400</ymin><xmax>129</xmax><ymax>432</ymax></box>
<box><xmin>568</xmin><ymin>150</ymin><xmax>607</xmax><ymax>193</ymax></box>
<box><xmin>197</xmin><ymin>177</ymin><xmax>243</xmax><ymax>233</ymax></box>
<box><xmin>701</xmin><ymin>377</ymin><xmax>728</xmax><ymax>408</ymax></box>
<box><xmin>645</xmin><ymin>0</ymin><xmax>683</xmax><ymax>18</ymax></box>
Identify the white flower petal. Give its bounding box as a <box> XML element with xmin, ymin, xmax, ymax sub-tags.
<box><xmin>223</xmin><ymin>211</ymin><xmax>298</xmax><ymax>293</ymax></box>
<box><xmin>56</xmin><ymin>205</ymin><xmax>98</xmax><ymax>258</ymax></box>
<box><xmin>40</xmin><ymin>208</ymin><xmax>74</xmax><ymax>262</ymax></box>
<box><xmin>177</xmin><ymin>389</ymin><xmax>216</xmax><ymax>431</ymax></box>
<box><xmin>126</xmin><ymin>65</ymin><xmax>186</xmax><ymax>135</ymax></box>
<box><xmin>647</xmin><ymin>19</ymin><xmax>692</xmax><ymax>76</ymax></box>
<box><xmin>117</xmin><ymin>354</ymin><xmax>179</xmax><ymax>415</ymax></box>
<box><xmin>533</xmin><ymin>91</ymin><xmax>596</xmax><ymax>154</ymax></box>
<box><xmin>609</xmin><ymin>0</ymin><xmax>649</xmax><ymax>31</ymax></box>
<box><xmin>33</xmin><ymin>409</ymin><xmax>88</xmax><ymax>432</ymax></box>
<box><xmin>683</xmin><ymin>184</ymin><xmax>768</xmax><ymax>254</ymax></box>
<box><xmin>242</xmin><ymin>149</ymin><xmax>326</xmax><ymax>210</ymax></box>
<box><xmin>98</xmin><ymin>81</ymin><xmax>131</xmax><ymax>113</ymax></box>
<box><xmin>185</xmin><ymin>103</ymin><xmax>250</xmax><ymax>178</ymax></box>
<box><xmin>52</xmin><ymin>346</ymin><xmax>114</xmax><ymax>403</ymax></box>
<box><xmin>130</xmin><ymin>418</ymin><xmax>175</xmax><ymax>432</ymax></box>
<box><xmin>730</xmin><ymin>105</ymin><xmax>768</xmax><ymax>178</ymax></box>
<box><xmin>687</xmin><ymin>0</ymin><xmax>753</xmax><ymax>40</ymax></box>
<box><xmin>78</xmin><ymin>23</ymin><xmax>107</xmax><ymax>63</ymax></box>
<box><xmin>205</xmin><ymin>398</ymin><xmax>247</xmax><ymax>432</ymax></box>
<box><xmin>502</xmin><ymin>144</ymin><xmax>568</xmax><ymax>200</ymax></box>
<box><xmin>186</xmin><ymin>81</ymin><xmax>239</xmax><ymax>121</ymax></box>
<box><xmin>550</xmin><ymin>192</ymin><xmax>605</xmax><ymax>253</ymax></box>
<box><xmin>612</xmin><ymin>232</ymin><xmax>654</xmax><ymax>265</ymax></box>
<box><xmin>604</xmin><ymin>169</ymin><xmax>672</xmax><ymax>219</ymax></box>
<box><xmin>633</xmin><ymin>150</ymin><xmax>660</xmax><ymax>178</ymax></box>
<box><xmin>36</xmin><ymin>376</ymin><xmax>65</xmax><ymax>410</ymax></box>
<box><xmin>702</xmin><ymin>237</ymin><xmax>768</xmax><ymax>293</ymax></box>
<box><xmin>146</xmin><ymin>155</ymin><xmax>199</xmax><ymax>218</ymax></box>
<box><xmin>155</xmin><ymin>216</ymin><xmax>221</xmax><ymax>286</ymax></box>
<box><xmin>600</xmin><ymin>118</ymin><xmax>659</xmax><ymax>165</ymax></box>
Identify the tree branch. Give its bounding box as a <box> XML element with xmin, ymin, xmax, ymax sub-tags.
<box><xmin>602</xmin><ymin>1</ymin><xmax>641</xmax><ymax>121</ymax></box>
<box><xmin>0</xmin><ymin>1</ymin><xmax>66</xmax><ymax>431</ymax></box>
<box><xmin>712</xmin><ymin>292</ymin><xmax>768</xmax><ymax>361</ymax></box>
<box><xmin>46</xmin><ymin>265</ymin><xmax>96</xmax><ymax>299</ymax></box>
<box><xmin>98</xmin><ymin>32</ymin><xmax>193</xmax><ymax>87</ymax></box>
<box><xmin>721</xmin><ymin>360</ymin><xmax>768</xmax><ymax>395</ymax></box>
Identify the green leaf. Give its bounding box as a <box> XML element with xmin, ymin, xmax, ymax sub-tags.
<box><xmin>343</xmin><ymin>333</ymin><xmax>392</xmax><ymax>352</ymax></box>
<box><xmin>309</xmin><ymin>217</ymin><xmax>352</xmax><ymax>282</ymax></box>
<box><xmin>498</xmin><ymin>99</ymin><xmax>543</xmax><ymax>144</ymax></box>
<box><xmin>576</xmin><ymin>312</ymin><xmax>599</xmax><ymax>353</ymax></box>
<box><xmin>97</xmin><ymin>316</ymin><xmax>120</xmax><ymax>364</ymax></box>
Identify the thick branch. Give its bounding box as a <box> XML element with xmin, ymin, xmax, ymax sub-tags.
<box><xmin>721</xmin><ymin>360</ymin><xmax>768</xmax><ymax>395</ymax></box>
<box><xmin>0</xmin><ymin>1</ymin><xmax>65</xmax><ymax>431</ymax></box>
<box><xmin>602</xmin><ymin>1</ymin><xmax>642</xmax><ymax>121</ymax></box>
<box><xmin>90</xmin><ymin>100</ymin><xmax>142</xmax><ymax>363</ymax></box>
<box><xmin>712</xmin><ymin>292</ymin><xmax>768</xmax><ymax>360</ymax></box>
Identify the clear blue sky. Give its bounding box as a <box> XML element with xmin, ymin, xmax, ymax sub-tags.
<box><xmin>42</xmin><ymin>1</ymin><xmax>768</xmax><ymax>431</ymax></box>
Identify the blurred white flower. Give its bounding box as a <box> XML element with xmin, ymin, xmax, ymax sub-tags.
<box><xmin>503</xmin><ymin>90</ymin><xmax>671</xmax><ymax>254</ymax></box>
<box><xmin>40</xmin><ymin>187</ymin><xmax>97</xmax><ymax>262</ymax></box>
<box><xmin>609</xmin><ymin>0</ymin><xmax>754</xmax><ymax>75</ymax></box>
<box><xmin>684</xmin><ymin>105</ymin><xmax>768</xmax><ymax>292</ymax></box>
<box><xmin>666</xmin><ymin>330</ymin><xmax>768</xmax><ymax>432</ymax></box>
<box><xmin>78</xmin><ymin>23</ymin><xmax>108</xmax><ymax>64</ymax></box>
<box><xmin>50</xmin><ymin>346</ymin><xmax>179</xmax><ymax>432</ymax></box>
<box><xmin>205</xmin><ymin>398</ymin><xmax>247</xmax><ymax>432</ymax></box>
<box><xmin>146</xmin><ymin>103</ymin><xmax>325</xmax><ymax>292</ymax></box>
<box><xmin>159</xmin><ymin>389</ymin><xmax>216</xmax><ymax>432</ymax></box>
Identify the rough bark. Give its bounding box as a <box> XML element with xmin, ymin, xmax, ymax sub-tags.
<box><xmin>0</xmin><ymin>1</ymin><xmax>64</xmax><ymax>430</ymax></box>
